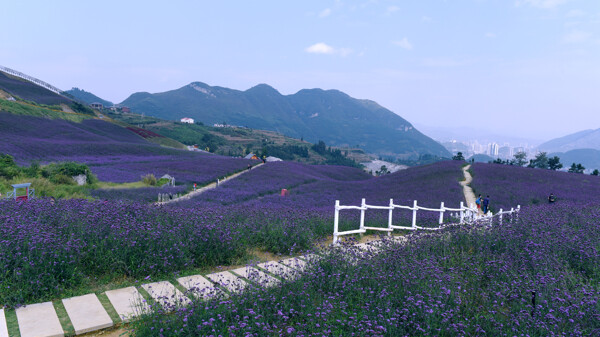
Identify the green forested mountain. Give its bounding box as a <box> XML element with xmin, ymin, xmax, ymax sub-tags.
<box><xmin>120</xmin><ymin>82</ymin><xmax>450</xmax><ymax>158</ymax></box>
<box><xmin>64</xmin><ymin>87</ymin><xmax>113</xmax><ymax>107</ymax></box>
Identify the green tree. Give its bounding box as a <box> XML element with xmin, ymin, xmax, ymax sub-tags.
<box><xmin>548</xmin><ymin>156</ymin><xmax>563</xmax><ymax>171</ymax></box>
<box><xmin>452</xmin><ymin>152</ymin><xmax>465</xmax><ymax>161</ymax></box>
<box><xmin>591</xmin><ymin>169</ymin><xmax>599</xmax><ymax>176</ymax></box>
<box><xmin>531</xmin><ymin>152</ymin><xmax>549</xmax><ymax>169</ymax></box>
<box><xmin>376</xmin><ymin>165</ymin><xmax>389</xmax><ymax>176</ymax></box>
<box><xmin>568</xmin><ymin>163</ymin><xmax>585</xmax><ymax>174</ymax></box>
<box><xmin>512</xmin><ymin>151</ymin><xmax>527</xmax><ymax>166</ymax></box>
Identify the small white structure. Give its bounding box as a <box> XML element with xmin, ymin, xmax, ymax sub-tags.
<box><xmin>180</xmin><ymin>117</ymin><xmax>194</xmax><ymax>124</ymax></box>
<box><xmin>90</xmin><ymin>102</ymin><xmax>103</xmax><ymax>110</ymax></box>
<box><xmin>266</xmin><ymin>156</ymin><xmax>282</xmax><ymax>162</ymax></box>
<box><xmin>160</xmin><ymin>174</ymin><xmax>175</xmax><ymax>186</ymax></box>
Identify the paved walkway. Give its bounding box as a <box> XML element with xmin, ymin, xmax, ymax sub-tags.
<box><xmin>460</xmin><ymin>165</ymin><xmax>477</xmax><ymax>208</ymax></box>
<box><xmin>158</xmin><ymin>163</ymin><xmax>264</xmax><ymax>204</ymax></box>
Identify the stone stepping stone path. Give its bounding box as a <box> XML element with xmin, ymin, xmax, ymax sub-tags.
<box><xmin>232</xmin><ymin>266</ymin><xmax>280</xmax><ymax>287</ymax></box>
<box><xmin>279</xmin><ymin>257</ymin><xmax>308</xmax><ymax>271</ymax></box>
<box><xmin>7</xmin><ymin>242</ymin><xmax>403</xmax><ymax>336</ymax></box>
<box><xmin>0</xmin><ymin>309</ymin><xmax>8</xmax><ymax>337</ymax></box>
<box><xmin>105</xmin><ymin>286</ymin><xmax>149</xmax><ymax>322</ymax></box>
<box><xmin>62</xmin><ymin>294</ymin><xmax>113</xmax><ymax>335</ymax></box>
<box><xmin>206</xmin><ymin>271</ymin><xmax>249</xmax><ymax>293</ymax></box>
<box><xmin>177</xmin><ymin>275</ymin><xmax>224</xmax><ymax>300</ymax></box>
<box><xmin>142</xmin><ymin>281</ymin><xmax>192</xmax><ymax>308</ymax></box>
<box><xmin>16</xmin><ymin>302</ymin><xmax>64</xmax><ymax>337</ymax></box>
<box><xmin>257</xmin><ymin>261</ymin><xmax>300</xmax><ymax>280</ymax></box>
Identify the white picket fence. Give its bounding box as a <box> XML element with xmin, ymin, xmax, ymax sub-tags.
<box><xmin>333</xmin><ymin>198</ymin><xmax>520</xmax><ymax>244</ymax></box>
<box><xmin>0</xmin><ymin>65</ymin><xmax>64</xmax><ymax>95</ymax></box>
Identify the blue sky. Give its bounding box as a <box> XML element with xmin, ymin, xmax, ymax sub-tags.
<box><xmin>2</xmin><ymin>0</ymin><xmax>599</xmax><ymax>140</ymax></box>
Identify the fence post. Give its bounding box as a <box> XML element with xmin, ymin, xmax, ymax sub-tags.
<box><xmin>412</xmin><ymin>200</ymin><xmax>418</xmax><ymax>229</ymax></box>
<box><xmin>516</xmin><ymin>205</ymin><xmax>520</xmax><ymax>223</ymax></box>
<box><xmin>460</xmin><ymin>201</ymin><xmax>464</xmax><ymax>224</ymax></box>
<box><xmin>333</xmin><ymin>200</ymin><xmax>340</xmax><ymax>244</ymax></box>
<box><xmin>510</xmin><ymin>207</ymin><xmax>514</xmax><ymax>223</ymax></box>
<box><xmin>439</xmin><ymin>202</ymin><xmax>444</xmax><ymax>225</ymax></box>
<box><xmin>359</xmin><ymin>198</ymin><xmax>366</xmax><ymax>238</ymax></box>
<box><xmin>388</xmin><ymin>199</ymin><xmax>394</xmax><ymax>236</ymax></box>
<box><xmin>499</xmin><ymin>208</ymin><xmax>503</xmax><ymax>225</ymax></box>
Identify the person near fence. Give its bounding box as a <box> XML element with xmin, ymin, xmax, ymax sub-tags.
<box><xmin>482</xmin><ymin>195</ymin><xmax>490</xmax><ymax>214</ymax></box>
<box><xmin>476</xmin><ymin>194</ymin><xmax>482</xmax><ymax>212</ymax></box>
<box><xmin>548</xmin><ymin>193</ymin><xmax>556</xmax><ymax>203</ymax></box>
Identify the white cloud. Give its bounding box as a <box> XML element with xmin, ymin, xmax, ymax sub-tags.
<box><xmin>319</xmin><ymin>8</ymin><xmax>332</xmax><ymax>18</ymax></box>
<box><xmin>421</xmin><ymin>16</ymin><xmax>432</xmax><ymax>22</ymax></box>
<box><xmin>305</xmin><ymin>43</ymin><xmax>353</xmax><ymax>56</ymax></box>
<box><xmin>566</xmin><ymin>9</ymin><xmax>585</xmax><ymax>17</ymax></box>
<box><xmin>485</xmin><ymin>32</ymin><xmax>497</xmax><ymax>38</ymax></box>
<box><xmin>305</xmin><ymin>42</ymin><xmax>335</xmax><ymax>54</ymax></box>
<box><xmin>515</xmin><ymin>0</ymin><xmax>570</xmax><ymax>9</ymax></box>
<box><xmin>392</xmin><ymin>38</ymin><xmax>413</xmax><ymax>50</ymax></box>
<box><xmin>562</xmin><ymin>30</ymin><xmax>592</xmax><ymax>43</ymax></box>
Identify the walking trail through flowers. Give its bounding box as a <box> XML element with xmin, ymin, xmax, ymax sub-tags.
<box><xmin>158</xmin><ymin>162</ymin><xmax>264</xmax><ymax>204</ymax></box>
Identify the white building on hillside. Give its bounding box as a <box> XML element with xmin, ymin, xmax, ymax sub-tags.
<box><xmin>180</xmin><ymin>117</ymin><xmax>194</xmax><ymax>124</ymax></box>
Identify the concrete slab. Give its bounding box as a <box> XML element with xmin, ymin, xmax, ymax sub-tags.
<box><xmin>105</xmin><ymin>287</ymin><xmax>149</xmax><ymax>322</ymax></box>
<box><xmin>355</xmin><ymin>242</ymin><xmax>381</xmax><ymax>252</ymax></box>
<box><xmin>279</xmin><ymin>257</ymin><xmax>308</xmax><ymax>271</ymax></box>
<box><xmin>298</xmin><ymin>253</ymin><xmax>323</xmax><ymax>262</ymax></box>
<box><xmin>232</xmin><ymin>266</ymin><xmax>280</xmax><ymax>287</ymax></box>
<box><xmin>177</xmin><ymin>275</ymin><xmax>224</xmax><ymax>300</ymax></box>
<box><xmin>0</xmin><ymin>309</ymin><xmax>8</xmax><ymax>337</ymax></box>
<box><xmin>62</xmin><ymin>294</ymin><xmax>113</xmax><ymax>335</ymax></box>
<box><xmin>16</xmin><ymin>301</ymin><xmax>64</xmax><ymax>337</ymax></box>
<box><xmin>257</xmin><ymin>261</ymin><xmax>300</xmax><ymax>280</ymax></box>
<box><xmin>206</xmin><ymin>271</ymin><xmax>249</xmax><ymax>293</ymax></box>
<box><xmin>141</xmin><ymin>281</ymin><xmax>191</xmax><ymax>309</ymax></box>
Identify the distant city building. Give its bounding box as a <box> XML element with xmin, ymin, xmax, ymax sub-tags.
<box><xmin>498</xmin><ymin>146</ymin><xmax>512</xmax><ymax>159</ymax></box>
<box><xmin>180</xmin><ymin>117</ymin><xmax>194</xmax><ymax>124</ymax></box>
<box><xmin>121</xmin><ymin>106</ymin><xmax>131</xmax><ymax>113</ymax></box>
<box><xmin>488</xmin><ymin>143</ymin><xmax>499</xmax><ymax>157</ymax></box>
<box><xmin>89</xmin><ymin>102</ymin><xmax>103</xmax><ymax>110</ymax></box>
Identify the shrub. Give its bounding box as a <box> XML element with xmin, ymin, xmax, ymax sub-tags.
<box><xmin>142</xmin><ymin>173</ymin><xmax>157</xmax><ymax>186</ymax></box>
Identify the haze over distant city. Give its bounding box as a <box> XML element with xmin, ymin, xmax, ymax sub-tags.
<box><xmin>2</xmin><ymin>0</ymin><xmax>599</xmax><ymax>140</ymax></box>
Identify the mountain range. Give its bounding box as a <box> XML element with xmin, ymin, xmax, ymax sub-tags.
<box><xmin>103</xmin><ymin>82</ymin><xmax>450</xmax><ymax>159</ymax></box>
<box><xmin>538</xmin><ymin>128</ymin><xmax>600</xmax><ymax>153</ymax></box>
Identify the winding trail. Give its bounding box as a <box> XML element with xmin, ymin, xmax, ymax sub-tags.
<box><xmin>158</xmin><ymin>163</ymin><xmax>265</xmax><ymax>204</ymax></box>
<box><xmin>460</xmin><ymin>164</ymin><xmax>477</xmax><ymax>208</ymax></box>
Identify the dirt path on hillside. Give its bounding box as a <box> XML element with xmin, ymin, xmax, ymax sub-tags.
<box><xmin>158</xmin><ymin>163</ymin><xmax>265</xmax><ymax>204</ymax></box>
<box><xmin>460</xmin><ymin>165</ymin><xmax>477</xmax><ymax>208</ymax></box>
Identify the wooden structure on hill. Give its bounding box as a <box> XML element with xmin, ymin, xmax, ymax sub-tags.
<box><xmin>5</xmin><ymin>183</ymin><xmax>35</xmax><ymax>201</ymax></box>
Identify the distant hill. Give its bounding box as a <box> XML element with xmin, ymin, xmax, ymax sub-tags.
<box><xmin>549</xmin><ymin>149</ymin><xmax>600</xmax><ymax>172</ymax></box>
<box><xmin>538</xmin><ymin>129</ymin><xmax>600</xmax><ymax>152</ymax></box>
<box><xmin>64</xmin><ymin>87</ymin><xmax>113</xmax><ymax>107</ymax></box>
<box><xmin>120</xmin><ymin>82</ymin><xmax>450</xmax><ymax>158</ymax></box>
<box><xmin>468</xmin><ymin>154</ymin><xmax>494</xmax><ymax>163</ymax></box>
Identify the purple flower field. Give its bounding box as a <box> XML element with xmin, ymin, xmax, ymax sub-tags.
<box><xmin>0</xmin><ymin>161</ymin><xmax>466</xmax><ymax>306</ymax></box>
<box><xmin>133</xmin><ymin>201</ymin><xmax>600</xmax><ymax>336</ymax></box>
<box><xmin>470</xmin><ymin>163</ymin><xmax>600</xmax><ymax>211</ymax></box>
<box><xmin>0</xmin><ymin>112</ymin><xmax>255</xmax><ymax>184</ymax></box>
<box><xmin>177</xmin><ymin>160</ymin><xmax>466</xmax><ymax>229</ymax></box>
<box><xmin>89</xmin><ymin>185</ymin><xmax>188</xmax><ymax>203</ymax></box>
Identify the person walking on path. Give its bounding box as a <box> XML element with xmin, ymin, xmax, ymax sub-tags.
<box><xmin>476</xmin><ymin>194</ymin><xmax>482</xmax><ymax>213</ymax></box>
<box><xmin>482</xmin><ymin>195</ymin><xmax>490</xmax><ymax>214</ymax></box>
